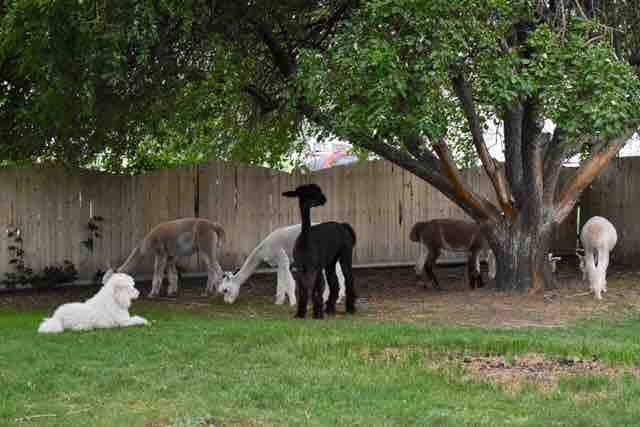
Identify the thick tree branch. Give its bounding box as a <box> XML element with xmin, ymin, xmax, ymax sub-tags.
<box><xmin>524</xmin><ymin>133</ymin><xmax>549</xmax><ymax>219</ymax></box>
<box><xmin>521</xmin><ymin>97</ymin><xmax>545</xmax><ymax>218</ymax></box>
<box><xmin>542</xmin><ymin>130</ymin><xmax>602</xmax><ymax>209</ymax></box>
<box><xmin>451</xmin><ymin>72</ymin><xmax>514</xmax><ymax>217</ymax></box>
<box><xmin>503</xmin><ymin>102</ymin><xmax>525</xmax><ymax>207</ymax></box>
<box><xmin>252</xmin><ymin>19</ymin><xmax>295</xmax><ymax>78</ymax></box>
<box><xmin>542</xmin><ymin>127</ymin><xmax>568</xmax><ymax>208</ymax></box>
<box><xmin>630</xmin><ymin>48</ymin><xmax>640</xmax><ymax>66</ymax></box>
<box><xmin>554</xmin><ymin>125</ymin><xmax>639</xmax><ymax>222</ymax></box>
<box><xmin>244</xmin><ymin>84</ymin><xmax>278</xmax><ymax>115</ymax></box>
<box><xmin>298</xmin><ymin>100</ymin><xmax>498</xmax><ymax>221</ymax></box>
<box><xmin>401</xmin><ymin>134</ymin><xmax>440</xmax><ymax>166</ymax></box>
<box><xmin>300</xmin><ymin>0</ymin><xmax>355</xmax><ymax>50</ymax></box>
<box><xmin>432</xmin><ymin>141</ymin><xmax>499</xmax><ymax>221</ymax></box>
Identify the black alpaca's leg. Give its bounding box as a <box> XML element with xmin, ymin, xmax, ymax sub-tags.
<box><xmin>325</xmin><ymin>261</ymin><xmax>339</xmax><ymax>315</ymax></box>
<box><xmin>339</xmin><ymin>249</ymin><xmax>357</xmax><ymax>314</ymax></box>
<box><xmin>311</xmin><ymin>272</ymin><xmax>324</xmax><ymax>319</ymax></box>
<box><xmin>294</xmin><ymin>273</ymin><xmax>309</xmax><ymax>319</ymax></box>
<box><xmin>424</xmin><ymin>248</ymin><xmax>441</xmax><ymax>290</ymax></box>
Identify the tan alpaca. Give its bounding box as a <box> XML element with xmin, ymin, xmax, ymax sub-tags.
<box><xmin>114</xmin><ymin>218</ymin><xmax>226</xmax><ymax>297</ymax></box>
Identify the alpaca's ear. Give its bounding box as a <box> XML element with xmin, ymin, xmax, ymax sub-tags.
<box><xmin>282</xmin><ymin>190</ymin><xmax>297</xmax><ymax>197</ymax></box>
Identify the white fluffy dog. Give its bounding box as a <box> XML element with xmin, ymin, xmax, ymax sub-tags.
<box><xmin>38</xmin><ymin>272</ymin><xmax>148</xmax><ymax>334</ymax></box>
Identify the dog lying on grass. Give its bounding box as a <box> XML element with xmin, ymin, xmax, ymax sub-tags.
<box><xmin>38</xmin><ymin>272</ymin><xmax>148</xmax><ymax>334</ymax></box>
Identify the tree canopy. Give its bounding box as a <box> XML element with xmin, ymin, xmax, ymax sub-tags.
<box><xmin>0</xmin><ymin>0</ymin><xmax>308</xmax><ymax>171</ymax></box>
<box><xmin>2</xmin><ymin>0</ymin><xmax>640</xmax><ymax>290</ymax></box>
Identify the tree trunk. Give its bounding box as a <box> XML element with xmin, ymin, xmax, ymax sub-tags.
<box><xmin>488</xmin><ymin>217</ymin><xmax>555</xmax><ymax>292</ymax></box>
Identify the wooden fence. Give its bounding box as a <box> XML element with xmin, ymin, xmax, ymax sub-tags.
<box><xmin>0</xmin><ymin>159</ymin><xmax>586</xmax><ymax>280</ymax></box>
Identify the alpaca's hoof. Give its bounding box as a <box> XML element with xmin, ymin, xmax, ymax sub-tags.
<box><xmin>275</xmin><ymin>298</ymin><xmax>285</xmax><ymax>305</ymax></box>
<box><xmin>325</xmin><ymin>306</ymin><xmax>336</xmax><ymax>316</ymax></box>
<box><xmin>294</xmin><ymin>312</ymin><xmax>306</xmax><ymax>319</ymax></box>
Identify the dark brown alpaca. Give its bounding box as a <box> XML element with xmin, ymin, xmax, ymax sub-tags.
<box><xmin>409</xmin><ymin>219</ymin><xmax>494</xmax><ymax>290</ymax></box>
<box><xmin>282</xmin><ymin>184</ymin><xmax>356</xmax><ymax>319</ymax></box>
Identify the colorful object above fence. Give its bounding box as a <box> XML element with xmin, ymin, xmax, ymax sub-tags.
<box><xmin>304</xmin><ymin>151</ymin><xmax>359</xmax><ymax>171</ymax></box>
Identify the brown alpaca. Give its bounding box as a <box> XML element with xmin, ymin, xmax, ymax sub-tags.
<box><xmin>114</xmin><ymin>218</ymin><xmax>226</xmax><ymax>297</ymax></box>
<box><xmin>409</xmin><ymin>219</ymin><xmax>494</xmax><ymax>290</ymax></box>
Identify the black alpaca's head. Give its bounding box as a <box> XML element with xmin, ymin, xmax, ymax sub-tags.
<box><xmin>282</xmin><ymin>184</ymin><xmax>327</xmax><ymax>208</ymax></box>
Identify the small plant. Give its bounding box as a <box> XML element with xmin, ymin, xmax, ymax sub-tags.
<box><xmin>31</xmin><ymin>260</ymin><xmax>79</xmax><ymax>289</ymax></box>
<box><xmin>81</xmin><ymin>215</ymin><xmax>104</xmax><ymax>252</ymax></box>
<box><xmin>3</xmin><ymin>227</ymin><xmax>79</xmax><ymax>289</ymax></box>
<box><xmin>2</xmin><ymin>227</ymin><xmax>35</xmax><ymax>289</ymax></box>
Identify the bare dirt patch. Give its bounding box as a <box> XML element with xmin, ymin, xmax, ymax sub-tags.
<box><xmin>359</xmin><ymin>346</ymin><xmax>639</xmax><ymax>393</ymax></box>
<box><xmin>454</xmin><ymin>353</ymin><xmax>624</xmax><ymax>393</ymax></box>
<box><xmin>3</xmin><ymin>261</ymin><xmax>640</xmax><ymax>327</ymax></box>
<box><xmin>353</xmin><ymin>262</ymin><xmax>640</xmax><ymax>327</ymax></box>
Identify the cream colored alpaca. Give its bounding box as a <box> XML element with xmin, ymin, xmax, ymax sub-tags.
<box><xmin>577</xmin><ymin>216</ymin><xmax>617</xmax><ymax>300</ymax></box>
<box><xmin>114</xmin><ymin>218</ymin><xmax>226</xmax><ymax>297</ymax></box>
<box><xmin>219</xmin><ymin>224</ymin><xmax>346</xmax><ymax>306</ymax></box>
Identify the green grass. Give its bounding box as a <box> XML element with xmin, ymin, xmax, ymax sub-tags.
<box><xmin>2</xmin><ymin>306</ymin><xmax>640</xmax><ymax>427</ymax></box>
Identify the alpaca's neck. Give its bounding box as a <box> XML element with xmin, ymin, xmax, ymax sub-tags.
<box><xmin>117</xmin><ymin>246</ymin><xmax>141</xmax><ymax>273</ymax></box>
<box><xmin>232</xmin><ymin>243</ymin><xmax>266</xmax><ymax>286</ymax></box>
<box><xmin>299</xmin><ymin>201</ymin><xmax>312</xmax><ymax>235</ymax></box>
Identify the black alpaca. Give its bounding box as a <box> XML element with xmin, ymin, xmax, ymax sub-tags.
<box><xmin>282</xmin><ymin>184</ymin><xmax>357</xmax><ymax>319</ymax></box>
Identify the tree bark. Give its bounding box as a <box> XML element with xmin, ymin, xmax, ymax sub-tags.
<box><xmin>488</xmin><ymin>216</ymin><xmax>555</xmax><ymax>292</ymax></box>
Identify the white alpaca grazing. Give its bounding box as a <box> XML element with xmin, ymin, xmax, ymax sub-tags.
<box><xmin>219</xmin><ymin>224</ymin><xmax>346</xmax><ymax>306</ymax></box>
<box><xmin>577</xmin><ymin>216</ymin><xmax>617</xmax><ymax>300</ymax></box>
<box><xmin>38</xmin><ymin>272</ymin><xmax>148</xmax><ymax>333</ymax></box>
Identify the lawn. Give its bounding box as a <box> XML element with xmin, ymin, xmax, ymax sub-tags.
<box><xmin>2</xmin><ymin>266</ymin><xmax>640</xmax><ymax>426</ymax></box>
